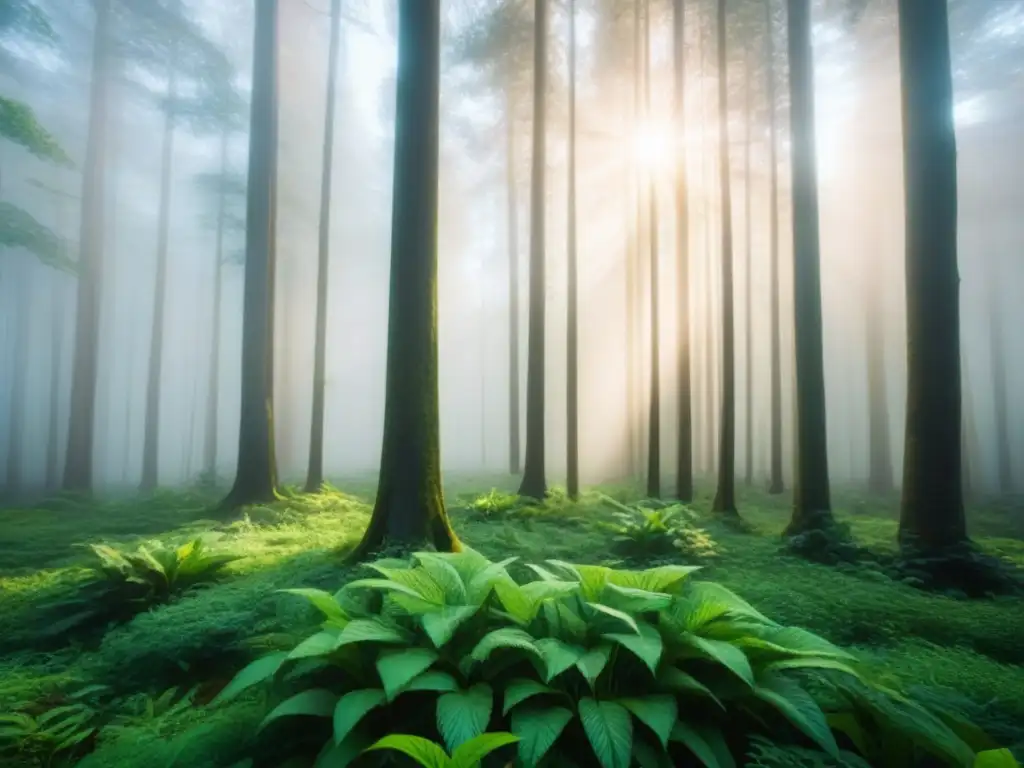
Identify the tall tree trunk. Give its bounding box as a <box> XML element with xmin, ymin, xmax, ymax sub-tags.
<box><xmin>64</xmin><ymin>0</ymin><xmax>112</xmax><ymax>493</ymax></box>
<box><xmin>743</xmin><ymin>48</ymin><xmax>754</xmax><ymax>487</ymax></box>
<box><xmin>352</xmin><ymin>0</ymin><xmax>457</xmax><ymax>554</ymax></box>
<box><xmin>766</xmin><ymin>0</ymin><xmax>784</xmax><ymax>494</ymax></box>
<box><xmin>46</xmin><ymin>274</ymin><xmax>65</xmax><ymax>491</ymax></box>
<box><xmin>203</xmin><ymin>131</ymin><xmax>229</xmax><ymax>482</ymax></box>
<box><xmin>624</xmin><ymin>0</ymin><xmax>641</xmax><ymax>481</ymax></box>
<box><xmin>865</xmin><ymin>275</ymin><xmax>893</xmax><ymax>495</ymax></box>
<box><xmin>987</xmin><ymin>272</ymin><xmax>1012</xmax><ymax>495</ymax></box>
<box><xmin>221</xmin><ymin>0</ymin><xmax>280</xmax><ymax>510</ymax></box>
<box><xmin>896</xmin><ymin>0</ymin><xmax>966</xmax><ymax>551</ymax></box>
<box><xmin>304</xmin><ymin>0</ymin><xmax>342</xmax><ymax>493</ymax></box>
<box><xmin>506</xmin><ymin>90</ymin><xmax>521</xmax><ymax>476</ymax></box>
<box><xmin>711</xmin><ymin>0</ymin><xmax>737</xmax><ymax>515</ymax></box>
<box><xmin>518</xmin><ymin>0</ymin><xmax>548</xmax><ymax>500</ymax></box>
<box><xmin>962</xmin><ymin>355</ymin><xmax>979</xmax><ymax>500</ymax></box>
<box><xmin>699</xmin><ymin>18</ymin><xmax>716</xmax><ymax>479</ymax></box>
<box><xmin>673</xmin><ymin>0</ymin><xmax>693</xmax><ymax>502</ymax></box>
<box><xmin>784</xmin><ymin>0</ymin><xmax>832</xmax><ymax>534</ymax></box>
<box><xmin>140</xmin><ymin>57</ymin><xmax>178</xmax><ymax>493</ymax></box>
<box><xmin>6</xmin><ymin>260</ymin><xmax>31</xmax><ymax>495</ymax></box>
<box><xmin>644</xmin><ymin>0</ymin><xmax>661</xmax><ymax>500</ymax></box>
<box><xmin>566</xmin><ymin>0</ymin><xmax>579</xmax><ymax>500</ymax></box>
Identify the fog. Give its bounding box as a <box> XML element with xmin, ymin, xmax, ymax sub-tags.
<box><xmin>1</xmin><ymin>0</ymin><xmax>1021</xmax><ymax>499</ymax></box>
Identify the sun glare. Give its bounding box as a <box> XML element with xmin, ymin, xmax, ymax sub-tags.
<box><xmin>631</xmin><ymin>120</ymin><xmax>674</xmax><ymax>168</ymax></box>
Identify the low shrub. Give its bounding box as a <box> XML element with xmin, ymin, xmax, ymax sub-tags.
<box><xmin>211</xmin><ymin>549</ymin><xmax>1017</xmax><ymax>767</ymax></box>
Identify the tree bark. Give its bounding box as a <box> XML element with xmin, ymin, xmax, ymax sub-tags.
<box><xmin>766</xmin><ymin>0</ymin><xmax>784</xmax><ymax>494</ymax></box>
<box><xmin>304</xmin><ymin>0</ymin><xmax>342</xmax><ymax>494</ymax></box>
<box><xmin>784</xmin><ymin>0</ymin><xmax>832</xmax><ymax>534</ymax></box>
<box><xmin>643</xmin><ymin>0</ymin><xmax>661</xmax><ymax>500</ymax></box>
<box><xmin>566</xmin><ymin>0</ymin><xmax>579</xmax><ymax>500</ymax></box>
<box><xmin>518</xmin><ymin>0</ymin><xmax>548</xmax><ymax>500</ymax></box>
<box><xmin>6</xmin><ymin>259</ymin><xmax>30</xmax><ymax>496</ymax></box>
<box><xmin>140</xmin><ymin>54</ymin><xmax>178</xmax><ymax>493</ymax></box>
<box><xmin>987</xmin><ymin>271</ymin><xmax>1012</xmax><ymax>495</ymax></box>
<box><xmin>712</xmin><ymin>0</ymin><xmax>737</xmax><ymax>516</ymax></box>
<box><xmin>506</xmin><ymin>89</ymin><xmax>521</xmax><ymax>476</ymax></box>
<box><xmin>64</xmin><ymin>0</ymin><xmax>112</xmax><ymax>493</ymax></box>
<box><xmin>220</xmin><ymin>0</ymin><xmax>280</xmax><ymax>510</ymax></box>
<box><xmin>672</xmin><ymin>0</ymin><xmax>693</xmax><ymax>502</ymax></box>
<box><xmin>46</xmin><ymin>274</ymin><xmax>65</xmax><ymax>491</ymax></box>
<box><xmin>352</xmin><ymin>0</ymin><xmax>458</xmax><ymax>555</ymax></box>
<box><xmin>896</xmin><ymin>0</ymin><xmax>966</xmax><ymax>551</ymax></box>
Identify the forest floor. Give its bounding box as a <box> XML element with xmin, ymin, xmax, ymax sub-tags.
<box><xmin>1</xmin><ymin>478</ymin><xmax>1023</xmax><ymax>767</ymax></box>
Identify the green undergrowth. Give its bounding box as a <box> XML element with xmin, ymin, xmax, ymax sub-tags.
<box><xmin>0</xmin><ymin>479</ymin><xmax>1022</xmax><ymax>767</ymax></box>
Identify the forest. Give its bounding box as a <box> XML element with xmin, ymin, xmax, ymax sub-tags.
<box><xmin>0</xmin><ymin>0</ymin><xmax>1022</xmax><ymax>766</ymax></box>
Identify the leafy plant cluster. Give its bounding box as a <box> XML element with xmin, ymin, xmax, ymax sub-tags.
<box><xmin>0</xmin><ymin>684</ymin><xmax>108</xmax><ymax>767</ymax></box>
<box><xmin>600</xmin><ymin>498</ymin><xmax>718</xmax><ymax>562</ymax></box>
<box><xmin>211</xmin><ymin>548</ymin><xmax>1017</xmax><ymax>767</ymax></box>
<box><xmin>37</xmin><ymin>537</ymin><xmax>242</xmax><ymax>644</ymax></box>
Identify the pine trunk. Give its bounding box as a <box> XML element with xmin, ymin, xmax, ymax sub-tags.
<box><xmin>566</xmin><ymin>0</ymin><xmax>579</xmax><ymax>500</ymax></box>
<box><xmin>766</xmin><ymin>0</ymin><xmax>784</xmax><ymax>494</ymax></box>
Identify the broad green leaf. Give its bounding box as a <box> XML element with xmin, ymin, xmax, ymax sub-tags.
<box><xmin>765</xmin><ymin>657</ymin><xmax>859</xmax><ymax>678</ymax></box>
<box><xmin>660</xmin><ymin>666</ymin><xmax>721</xmax><ymax>706</ymax></box>
<box><xmin>670</xmin><ymin>582</ymin><xmax>772</xmax><ymax>632</ymax></box>
<box><xmin>279</xmin><ymin>588</ymin><xmax>348</xmax><ymax>624</ymax></box>
<box><xmin>450</xmin><ymin>732</ymin><xmax>519</xmax><ymax>768</ymax></box>
<box><xmin>608</xmin><ymin>564</ymin><xmax>702</xmax><ymax>594</ymax></box>
<box><xmin>525</xmin><ymin>563</ymin><xmax>563</xmax><ymax>582</ymax></box>
<box><xmin>632</xmin><ymin>738</ymin><xmax>673</xmax><ymax>768</ymax></box>
<box><xmin>333</xmin><ymin>689</ymin><xmax>385</xmax><ymax>746</ymax></box>
<box><xmin>493</xmin><ymin>579</ymin><xmax>533</xmax><ymax>624</ymax></box>
<box><xmin>575</xmin><ymin>564</ymin><xmax>613</xmax><ymax>601</ymax></box>
<box><xmin>345</xmin><ymin>577</ymin><xmax>432</xmax><ymax>603</ymax></box>
<box><xmin>469</xmin><ymin>627</ymin><xmax>541</xmax><ymax>664</ymax></box>
<box><xmin>735</xmin><ymin>626</ymin><xmax>855</xmax><ymax>661</ymax></box>
<box><xmin>682</xmin><ymin>635</ymin><xmax>755</xmax><ymax>687</ymax></box>
<box><xmin>521</xmin><ymin>580</ymin><xmax>580</xmax><ymax>604</ymax></box>
<box><xmin>602</xmin><ymin>583</ymin><xmax>672</xmax><ymax>614</ymax></box>
<box><xmin>753</xmin><ymin>673</ymin><xmax>838</xmax><ymax>757</ymax></box>
<box><xmin>588</xmin><ymin>603</ymin><xmax>640</xmax><ymax>634</ymax></box>
<box><xmin>365</xmin><ymin>734</ymin><xmax>450</xmax><ymax>768</ymax></box>
<box><xmin>289</xmin><ymin>629</ymin><xmax>343</xmax><ymax>660</ymax></box>
<box><xmin>605</xmin><ymin>622</ymin><xmax>664</xmax><ymax>673</ymax></box>
<box><xmin>503</xmin><ymin>679</ymin><xmax>555</xmax><ymax>715</ymax></box>
<box><xmin>536</xmin><ymin>638</ymin><xmax>586</xmax><ymax>682</ymax></box>
<box><xmin>436</xmin><ymin>684</ymin><xmax>494</xmax><ymax>753</ymax></box>
<box><xmin>258</xmin><ymin>689</ymin><xmax>338</xmax><ymax>731</ymax></box>
<box><xmin>697</xmin><ymin>726</ymin><xmax>735</xmax><ymax>768</ymax></box>
<box><xmin>827</xmin><ymin>712</ymin><xmax>870</xmax><ymax>757</ymax></box>
<box><xmin>404</xmin><ymin>670</ymin><xmax>460</xmax><ymax>693</ymax></box>
<box><xmin>579</xmin><ymin>697</ymin><xmax>633</xmax><ymax>768</ymax></box>
<box><xmin>211</xmin><ymin>651</ymin><xmax>288</xmax><ymax>705</ymax></box>
<box><xmin>465</xmin><ymin>557</ymin><xmax>518</xmax><ymax>604</ymax></box>
<box><xmin>975</xmin><ymin>749</ymin><xmax>1021</xmax><ymax>768</ymax></box>
<box><xmin>315</xmin><ymin>731</ymin><xmax>370</xmax><ymax>767</ymax></box>
<box><xmin>422</xmin><ymin>605</ymin><xmax>479</xmax><ymax>648</ymax></box>
<box><xmin>576</xmin><ymin>644</ymin><xmax>613</xmax><ymax>687</ymax></box>
<box><xmin>619</xmin><ymin>696</ymin><xmax>677</xmax><ymax>748</ymax></box>
<box><xmin>377</xmin><ymin>648</ymin><xmax>439</xmax><ymax>701</ymax></box>
<box><xmin>669</xmin><ymin>721</ymin><xmax>722</xmax><ymax>767</ymax></box>
<box><xmin>336</xmin><ymin>618</ymin><xmax>409</xmax><ymax>647</ymax></box>
<box><xmin>413</xmin><ymin>554</ymin><xmax>469</xmax><ymax>605</ymax></box>
<box><xmin>368</xmin><ymin>566</ymin><xmax>447</xmax><ymax>605</ymax></box>
<box><xmin>511</xmin><ymin>706</ymin><xmax>573</xmax><ymax>766</ymax></box>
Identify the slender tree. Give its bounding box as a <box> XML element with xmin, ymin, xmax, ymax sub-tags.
<box><xmin>506</xmin><ymin>88</ymin><xmax>521</xmax><ymax>476</ymax></box>
<box><xmin>5</xmin><ymin>260</ymin><xmax>31</xmax><ymax>495</ymax></box>
<box><xmin>221</xmin><ymin>0</ymin><xmax>280</xmax><ymax>509</ymax></box>
<box><xmin>742</xmin><ymin>47</ymin><xmax>754</xmax><ymax>487</ymax></box>
<box><xmin>711</xmin><ymin>0</ymin><xmax>737</xmax><ymax>515</ymax></box>
<box><xmin>865</xmin><ymin>268</ymin><xmax>893</xmax><ymax>495</ymax></box>
<box><xmin>784</xmin><ymin>0</ymin><xmax>832</xmax><ymax>534</ymax></box>
<box><xmin>896</xmin><ymin>0</ymin><xmax>966</xmax><ymax>552</ymax></box>
<box><xmin>304</xmin><ymin>0</ymin><xmax>343</xmax><ymax>493</ymax></box>
<box><xmin>644</xmin><ymin>0</ymin><xmax>661</xmax><ymax>499</ymax></box>
<box><xmin>765</xmin><ymin>0</ymin><xmax>784</xmax><ymax>494</ymax></box>
<box><xmin>140</xmin><ymin>46</ymin><xmax>179</xmax><ymax>492</ymax></box>
<box><xmin>64</xmin><ymin>0</ymin><xmax>112</xmax><ymax>492</ymax></box>
<box><xmin>352</xmin><ymin>0</ymin><xmax>458</xmax><ymax>554</ymax></box>
<box><xmin>986</xmin><ymin>268</ymin><xmax>1013</xmax><ymax>495</ymax></box>
<box><xmin>518</xmin><ymin>0</ymin><xmax>548</xmax><ymax>499</ymax></box>
<box><xmin>566</xmin><ymin>0</ymin><xmax>579</xmax><ymax>500</ymax></box>
<box><xmin>673</xmin><ymin>0</ymin><xmax>693</xmax><ymax>502</ymax></box>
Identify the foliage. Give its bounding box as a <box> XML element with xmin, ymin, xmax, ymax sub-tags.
<box><xmin>0</xmin><ymin>0</ymin><xmax>55</xmax><ymax>41</ymax></box>
<box><xmin>599</xmin><ymin>498</ymin><xmax>718</xmax><ymax>562</ymax></box>
<box><xmin>0</xmin><ymin>684</ymin><xmax>108</xmax><ymax>766</ymax></box>
<box><xmin>890</xmin><ymin>541</ymin><xmax>1021</xmax><ymax>599</ymax></box>
<box><xmin>212</xmin><ymin>548</ymin><xmax>1011</xmax><ymax>767</ymax></box>
<box><xmin>366</xmin><ymin>732</ymin><xmax>519</xmax><ymax>768</ymax></box>
<box><xmin>0</xmin><ymin>96</ymin><xmax>71</xmax><ymax>165</ymax></box>
<box><xmin>467</xmin><ymin>489</ymin><xmax>521</xmax><ymax>520</ymax></box>
<box><xmin>0</xmin><ymin>201</ymin><xmax>74</xmax><ymax>273</ymax></box>
<box><xmin>783</xmin><ymin>517</ymin><xmax>864</xmax><ymax>566</ymax></box>
<box><xmin>37</xmin><ymin>537</ymin><xmax>242</xmax><ymax>644</ymax></box>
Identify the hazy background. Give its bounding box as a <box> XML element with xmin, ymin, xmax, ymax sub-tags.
<box><xmin>1</xmin><ymin>0</ymin><xmax>1021</xmax><ymax>496</ymax></box>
